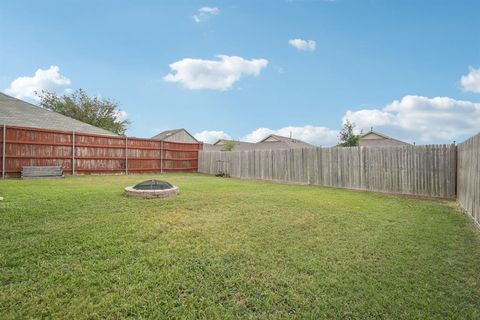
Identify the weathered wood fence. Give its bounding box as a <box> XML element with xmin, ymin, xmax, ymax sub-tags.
<box><xmin>0</xmin><ymin>125</ymin><xmax>202</xmax><ymax>178</ymax></box>
<box><xmin>457</xmin><ymin>133</ymin><xmax>480</xmax><ymax>229</ymax></box>
<box><xmin>199</xmin><ymin>145</ymin><xmax>457</xmax><ymax>198</ymax></box>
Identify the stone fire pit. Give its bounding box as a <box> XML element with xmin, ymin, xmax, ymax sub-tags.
<box><xmin>124</xmin><ymin>179</ymin><xmax>179</xmax><ymax>199</ymax></box>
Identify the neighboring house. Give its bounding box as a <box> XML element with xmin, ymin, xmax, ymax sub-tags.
<box><xmin>0</xmin><ymin>92</ymin><xmax>117</xmax><ymax>136</ymax></box>
<box><xmin>213</xmin><ymin>139</ymin><xmax>255</xmax><ymax>151</ymax></box>
<box><xmin>359</xmin><ymin>130</ymin><xmax>411</xmax><ymax>147</ymax></box>
<box><xmin>256</xmin><ymin>134</ymin><xmax>315</xmax><ymax>150</ymax></box>
<box><xmin>152</xmin><ymin>128</ymin><xmax>199</xmax><ymax>143</ymax></box>
<box><xmin>203</xmin><ymin>139</ymin><xmax>256</xmax><ymax>151</ymax></box>
<box><xmin>214</xmin><ymin>139</ymin><xmax>255</xmax><ymax>148</ymax></box>
<box><xmin>204</xmin><ymin>135</ymin><xmax>315</xmax><ymax>151</ymax></box>
<box><xmin>201</xmin><ymin>143</ymin><xmax>219</xmax><ymax>151</ymax></box>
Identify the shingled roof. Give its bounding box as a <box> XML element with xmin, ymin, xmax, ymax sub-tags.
<box><xmin>0</xmin><ymin>92</ymin><xmax>117</xmax><ymax>136</ymax></box>
<box><xmin>152</xmin><ymin>129</ymin><xmax>184</xmax><ymax>140</ymax></box>
<box><xmin>151</xmin><ymin>128</ymin><xmax>199</xmax><ymax>142</ymax></box>
<box><xmin>258</xmin><ymin>134</ymin><xmax>315</xmax><ymax>149</ymax></box>
<box><xmin>203</xmin><ymin>134</ymin><xmax>315</xmax><ymax>151</ymax></box>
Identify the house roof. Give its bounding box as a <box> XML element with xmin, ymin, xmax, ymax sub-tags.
<box><xmin>152</xmin><ymin>128</ymin><xmax>199</xmax><ymax>142</ymax></box>
<box><xmin>210</xmin><ymin>135</ymin><xmax>315</xmax><ymax>150</ymax></box>
<box><xmin>259</xmin><ymin>134</ymin><xmax>284</xmax><ymax>142</ymax></box>
<box><xmin>213</xmin><ymin>139</ymin><xmax>254</xmax><ymax>146</ymax></box>
<box><xmin>213</xmin><ymin>139</ymin><xmax>228</xmax><ymax>145</ymax></box>
<box><xmin>259</xmin><ymin>134</ymin><xmax>315</xmax><ymax>148</ymax></box>
<box><xmin>0</xmin><ymin>92</ymin><xmax>117</xmax><ymax>136</ymax></box>
<box><xmin>360</xmin><ymin>130</ymin><xmax>411</xmax><ymax>145</ymax></box>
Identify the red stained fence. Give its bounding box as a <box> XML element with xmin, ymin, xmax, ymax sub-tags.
<box><xmin>0</xmin><ymin>125</ymin><xmax>202</xmax><ymax>178</ymax></box>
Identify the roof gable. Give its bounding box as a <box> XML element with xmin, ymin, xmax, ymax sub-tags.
<box><xmin>360</xmin><ymin>130</ymin><xmax>410</xmax><ymax>145</ymax></box>
<box><xmin>259</xmin><ymin>134</ymin><xmax>313</xmax><ymax>146</ymax></box>
<box><xmin>213</xmin><ymin>139</ymin><xmax>228</xmax><ymax>145</ymax></box>
<box><xmin>213</xmin><ymin>139</ymin><xmax>254</xmax><ymax>146</ymax></box>
<box><xmin>259</xmin><ymin>134</ymin><xmax>290</xmax><ymax>143</ymax></box>
<box><xmin>262</xmin><ymin>135</ymin><xmax>281</xmax><ymax>142</ymax></box>
<box><xmin>361</xmin><ymin>132</ymin><xmax>386</xmax><ymax>140</ymax></box>
<box><xmin>152</xmin><ymin>128</ymin><xmax>199</xmax><ymax>142</ymax></box>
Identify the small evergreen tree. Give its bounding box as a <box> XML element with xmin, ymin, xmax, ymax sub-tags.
<box><xmin>338</xmin><ymin>120</ymin><xmax>360</xmax><ymax>147</ymax></box>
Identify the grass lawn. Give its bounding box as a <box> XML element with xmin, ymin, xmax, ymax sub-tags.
<box><xmin>1</xmin><ymin>174</ymin><xmax>480</xmax><ymax>319</ymax></box>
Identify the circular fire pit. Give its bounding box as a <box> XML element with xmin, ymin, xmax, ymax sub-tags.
<box><xmin>124</xmin><ymin>179</ymin><xmax>179</xmax><ymax>199</ymax></box>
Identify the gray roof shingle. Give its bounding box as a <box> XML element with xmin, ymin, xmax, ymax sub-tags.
<box><xmin>0</xmin><ymin>92</ymin><xmax>117</xmax><ymax>136</ymax></box>
<box><xmin>151</xmin><ymin>128</ymin><xmax>199</xmax><ymax>142</ymax></box>
<box><xmin>152</xmin><ymin>129</ymin><xmax>184</xmax><ymax>140</ymax></box>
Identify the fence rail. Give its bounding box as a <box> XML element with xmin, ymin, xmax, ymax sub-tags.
<box><xmin>457</xmin><ymin>133</ymin><xmax>480</xmax><ymax>229</ymax></box>
<box><xmin>0</xmin><ymin>125</ymin><xmax>202</xmax><ymax>177</ymax></box>
<box><xmin>199</xmin><ymin>145</ymin><xmax>457</xmax><ymax>199</ymax></box>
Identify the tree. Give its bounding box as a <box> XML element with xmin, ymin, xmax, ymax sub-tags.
<box><xmin>221</xmin><ymin>141</ymin><xmax>236</xmax><ymax>151</ymax></box>
<box><xmin>36</xmin><ymin>89</ymin><xmax>130</xmax><ymax>135</ymax></box>
<box><xmin>338</xmin><ymin>120</ymin><xmax>360</xmax><ymax>147</ymax></box>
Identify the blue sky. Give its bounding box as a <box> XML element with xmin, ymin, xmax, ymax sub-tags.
<box><xmin>1</xmin><ymin>0</ymin><xmax>480</xmax><ymax>145</ymax></box>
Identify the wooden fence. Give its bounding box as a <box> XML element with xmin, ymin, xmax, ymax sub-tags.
<box><xmin>1</xmin><ymin>124</ymin><xmax>479</xmax><ymax>228</ymax></box>
<box><xmin>457</xmin><ymin>133</ymin><xmax>480</xmax><ymax>229</ymax></box>
<box><xmin>0</xmin><ymin>125</ymin><xmax>202</xmax><ymax>178</ymax></box>
<box><xmin>199</xmin><ymin>145</ymin><xmax>457</xmax><ymax>198</ymax></box>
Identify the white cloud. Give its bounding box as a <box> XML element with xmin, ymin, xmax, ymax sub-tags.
<box><xmin>194</xmin><ymin>130</ymin><xmax>232</xmax><ymax>143</ymax></box>
<box><xmin>5</xmin><ymin>65</ymin><xmax>71</xmax><ymax>101</ymax></box>
<box><xmin>242</xmin><ymin>125</ymin><xmax>339</xmax><ymax>146</ymax></box>
<box><xmin>460</xmin><ymin>67</ymin><xmax>480</xmax><ymax>93</ymax></box>
<box><xmin>288</xmin><ymin>39</ymin><xmax>316</xmax><ymax>52</ymax></box>
<box><xmin>344</xmin><ymin>95</ymin><xmax>480</xmax><ymax>142</ymax></box>
<box><xmin>200</xmin><ymin>6</ymin><xmax>219</xmax><ymax>14</ymax></box>
<box><xmin>164</xmin><ymin>55</ymin><xmax>268</xmax><ymax>90</ymax></box>
<box><xmin>193</xmin><ymin>6</ymin><xmax>220</xmax><ymax>23</ymax></box>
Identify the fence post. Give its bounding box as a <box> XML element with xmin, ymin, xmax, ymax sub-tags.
<box><xmin>2</xmin><ymin>124</ymin><xmax>6</xmax><ymax>179</ymax></box>
<box><xmin>454</xmin><ymin>143</ymin><xmax>458</xmax><ymax>197</ymax></box>
<box><xmin>160</xmin><ymin>140</ymin><xmax>164</xmax><ymax>174</ymax></box>
<box><xmin>125</xmin><ymin>136</ymin><xmax>129</xmax><ymax>175</ymax></box>
<box><xmin>72</xmin><ymin>130</ymin><xmax>76</xmax><ymax>176</ymax></box>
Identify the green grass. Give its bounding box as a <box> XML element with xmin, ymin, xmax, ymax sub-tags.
<box><xmin>1</xmin><ymin>174</ymin><xmax>479</xmax><ymax>319</ymax></box>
